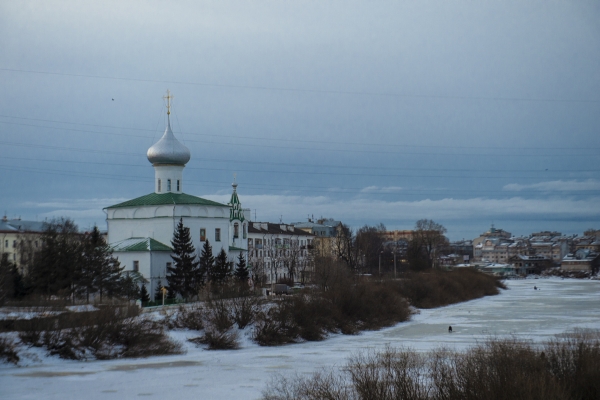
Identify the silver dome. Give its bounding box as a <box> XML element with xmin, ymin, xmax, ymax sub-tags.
<box><xmin>147</xmin><ymin>117</ymin><xmax>191</xmax><ymax>165</ymax></box>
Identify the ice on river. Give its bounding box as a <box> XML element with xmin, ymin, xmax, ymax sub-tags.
<box><xmin>1</xmin><ymin>278</ymin><xmax>599</xmax><ymax>400</ymax></box>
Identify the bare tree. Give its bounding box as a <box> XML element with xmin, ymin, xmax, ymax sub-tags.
<box><xmin>411</xmin><ymin>219</ymin><xmax>448</xmax><ymax>269</ymax></box>
<box><xmin>333</xmin><ymin>224</ymin><xmax>358</xmax><ymax>271</ymax></box>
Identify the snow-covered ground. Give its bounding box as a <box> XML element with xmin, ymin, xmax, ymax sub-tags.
<box><xmin>1</xmin><ymin>278</ymin><xmax>599</xmax><ymax>400</ymax></box>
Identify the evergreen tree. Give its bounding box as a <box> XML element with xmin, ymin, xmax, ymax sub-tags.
<box><xmin>140</xmin><ymin>283</ymin><xmax>150</xmax><ymax>303</ymax></box>
<box><xmin>0</xmin><ymin>254</ymin><xmax>15</xmax><ymax>305</ymax></box>
<box><xmin>154</xmin><ymin>279</ymin><xmax>164</xmax><ymax>301</ymax></box>
<box><xmin>199</xmin><ymin>239</ymin><xmax>215</xmax><ymax>286</ymax></box>
<box><xmin>210</xmin><ymin>248</ymin><xmax>231</xmax><ymax>285</ymax></box>
<box><xmin>167</xmin><ymin>218</ymin><xmax>200</xmax><ymax>300</ymax></box>
<box><xmin>80</xmin><ymin>226</ymin><xmax>123</xmax><ymax>302</ymax></box>
<box><xmin>29</xmin><ymin>218</ymin><xmax>81</xmax><ymax>300</ymax></box>
<box><xmin>233</xmin><ymin>251</ymin><xmax>249</xmax><ymax>282</ymax></box>
<box><xmin>120</xmin><ymin>273</ymin><xmax>141</xmax><ymax>300</ymax></box>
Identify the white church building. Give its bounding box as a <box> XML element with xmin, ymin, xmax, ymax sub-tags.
<box><xmin>104</xmin><ymin>92</ymin><xmax>248</xmax><ymax>295</ymax></box>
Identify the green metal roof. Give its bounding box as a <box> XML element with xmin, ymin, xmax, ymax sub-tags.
<box><xmin>105</xmin><ymin>192</ymin><xmax>228</xmax><ymax>209</ymax></box>
<box><xmin>229</xmin><ymin>246</ymin><xmax>247</xmax><ymax>252</ymax></box>
<box><xmin>111</xmin><ymin>237</ymin><xmax>172</xmax><ymax>252</ymax></box>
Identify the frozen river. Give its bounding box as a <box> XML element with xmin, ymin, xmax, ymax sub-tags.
<box><xmin>2</xmin><ymin>278</ymin><xmax>599</xmax><ymax>400</ymax></box>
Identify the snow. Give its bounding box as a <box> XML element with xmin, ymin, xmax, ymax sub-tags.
<box><xmin>1</xmin><ymin>278</ymin><xmax>599</xmax><ymax>400</ymax></box>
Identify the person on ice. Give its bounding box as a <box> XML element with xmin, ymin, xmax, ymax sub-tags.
<box><xmin>448</xmin><ymin>326</ymin><xmax>453</xmax><ymax>333</ymax></box>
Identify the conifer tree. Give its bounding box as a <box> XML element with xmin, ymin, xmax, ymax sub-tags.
<box><xmin>80</xmin><ymin>226</ymin><xmax>123</xmax><ymax>302</ymax></box>
<box><xmin>140</xmin><ymin>283</ymin><xmax>150</xmax><ymax>303</ymax></box>
<box><xmin>210</xmin><ymin>248</ymin><xmax>231</xmax><ymax>285</ymax></box>
<box><xmin>167</xmin><ymin>218</ymin><xmax>200</xmax><ymax>300</ymax></box>
<box><xmin>234</xmin><ymin>251</ymin><xmax>249</xmax><ymax>282</ymax></box>
<box><xmin>120</xmin><ymin>273</ymin><xmax>141</xmax><ymax>300</ymax></box>
<box><xmin>199</xmin><ymin>239</ymin><xmax>215</xmax><ymax>286</ymax></box>
<box><xmin>154</xmin><ymin>279</ymin><xmax>164</xmax><ymax>301</ymax></box>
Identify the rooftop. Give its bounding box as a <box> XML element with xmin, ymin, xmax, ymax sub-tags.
<box><xmin>105</xmin><ymin>192</ymin><xmax>228</xmax><ymax>209</ymax></box>
<box><xmin>111</xmin><ymin>237</ymin><xmax>172</xmax><ymax>252</ymax></box>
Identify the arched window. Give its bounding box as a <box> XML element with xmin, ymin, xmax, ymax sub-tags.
<box><xmin>243</xmin><ymin>224</ymin><xmax>247</xmax><ymax>239</ymax></box>
<box><xmin>167</xmin><ymin>179</ymin><xmax>172</xmax><ymax>192</ymax></box>
<box><xmin>234</xmin><ymin>223</ymin><xmax>239</xmax><ymax>238</ymax></box>
<box><xmin>157</xmin><ymin>179</ymin><xmax>162</xmax><ymax>192</ymax></box>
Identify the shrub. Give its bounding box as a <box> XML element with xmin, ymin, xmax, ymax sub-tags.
<box><xmin>263</xmin><ymin>333</ymin><xmax>600</xmax><ymax>400</ymax></box>
<box><xmin>20</xmin><ymin>304</ymin><xmax>182</xmax><ymax>360</ymax></box>
<box><xmin>0</xmin><ymin>336</ymin><xmax>19</xmax><ymax>364</ymax></box>
<box><xmin>165</xmin><ymin>304</ymin><xmax>204</xmax><ymax>331</ymax></box>
<box><xmin>231</xmin><ymin>293</ymin><xmax>262</xmax><ymax>329</ymax></box>
<box><xmin>190</xmin><ymin>328</ymin><xmax>239</xmax><ymax>350</ymax></box>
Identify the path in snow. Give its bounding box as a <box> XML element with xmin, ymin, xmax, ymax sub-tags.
<box><xmin>1</xmin><ymin>278</ymin><xmax>599</xmax><ymax>400</ymax></box>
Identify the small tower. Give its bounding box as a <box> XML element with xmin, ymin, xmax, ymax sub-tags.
<box><xmin>229</xmin><ymin>175</ymin><xmax>246</xmax><ymax>245</ymax></box>
<box><xmin>147</xmin><ymin>90</ymin><xmax>190</xmax><ymax>194</ymax></box>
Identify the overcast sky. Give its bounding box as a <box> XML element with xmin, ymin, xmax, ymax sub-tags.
<box><xmin>1</xmin><ymin>0</ymin><xmax>599</xmax><ymax>240</ymax></box>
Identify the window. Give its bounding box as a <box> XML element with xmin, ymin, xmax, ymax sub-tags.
<box><xmin>166</xmin><ymin>262</ymin><xmax>172</xmax><ymax>270</ymax></box>
<box><xmin>133</xmin><ymin>260</ymin><xmax>139</xmax><ymax>272</ymax></box>
<box><xmin>243</xmin><ymin>224</ymin><xmax>247</xmax><ymax>239</ymax></box>
<box><xmin>234</xmin><ymin>223</ymin><xmax>239</xmax><ymax>239</ymax></box>
<box><xmin>177</xmin><ymin>180</ymin><xmax>180</xmax><ymax>191</ymax></box>
<box><xmin>158</xmin><ymin>179</ymin><xmax>162</xmax><ymax>192</ymax></box>
<box><xmin>200</xmin><ymin>228</ymin><xmax>206</xmax><ymax>241</ymax></box>
<box><xmin>35</xmin><ymin>241</ymin><xmax>38</xmax><ymax>248</ymax></box>
<box><xmin>13</xmin><ymin>254</ymin><xmax>16</xmax><ymax>261</ymax></box>
<box><xmin>4</xmin><ymin>240</ymin><xmax>7</xmax><ymax>247</ymax></box>
<box><xmin>167</xmin><ymin>179</ymin><xmax>172</xmax><ymax>192</ymax></box>
<box><xmin>215</xmin><ymin>228</ymin><xmax>221</xmax><ymax>242</ymax></box>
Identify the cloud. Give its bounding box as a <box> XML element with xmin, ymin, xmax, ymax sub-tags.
<box><xmin>207</xmin><ymin>194</ymin><xmax>600</xmax><ymax>225</ymax></box>
<box><xmin>503</xmin><ymin>179</ymin><xmax>600</xmax><ymax>192</ymax></box>
<box><xmin>23</xmin><ymin>198</ymin><xmax>130</xmax><ymax>209</ymax></box>
<box><xmin>360</xmin><ymin>186</ymin><xmax>403</xmax><ymax>193</ymax></box>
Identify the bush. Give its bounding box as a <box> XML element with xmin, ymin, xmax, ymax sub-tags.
<box><xmin>394</xmin><ymin>268</ymin><xmax>503</xmax><ymax>309</ymax></box>
<box><xmin>20</xmin><ymin>305</ymin><xmax>182</xmax><ymax>360</ymax></box>
<box><xmin>165</xmin><ymin>304</ymin><xmax>204</xmax><ymax>331</ymax></box>
<box><xmin>231</xmin><ymin>293</ymin><xmax>262</xmax><ymax>329</ymax></box>
<box><xmin>262</xmin><ymin>332</ymin><xmax>600</xmax><ymax>400</ymax></box>
<box><xmin>190</xmin><ymin>328</ymin><xmax>240</xmax><ymax>350</ymax></box>
<box><xmin>0</xmin><ymin>336</ymin><xmax>19</xmax><ymax>364</ymax></box>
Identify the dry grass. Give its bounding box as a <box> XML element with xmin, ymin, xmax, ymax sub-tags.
<box><xmin>262</xmin><ymin>332</ymin><xmax>600</xmax><ymax>400</ymax></box>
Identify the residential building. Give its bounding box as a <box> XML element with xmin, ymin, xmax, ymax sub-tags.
<box><xmin>0</xmin><ymin>216</ymin><xmax>45</xmax><ymax>274</ymax></box>
<box><xmin>247</xmin><ymin>222</ymin><xmax>314</xmax><ymax>285</ymax></box>
<box><xmin>561</xmin><ymin>249</ymin><xmax>600</xmax><ymax>272</ymax></box>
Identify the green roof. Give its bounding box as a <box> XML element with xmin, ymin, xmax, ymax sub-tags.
<box><xmin>111</xmin><ymin>237</ymin><xmax>172</xmax><ymax>252</ymax></box>
<box><xmin>105</xmin><ymin>192</ymin><xmax>228</xmax><ymax>209</ymax></box>
<box><xmin>229</xmin><ymin>246</ymin><xmax>247</xmax><ymax>252</ymax></box>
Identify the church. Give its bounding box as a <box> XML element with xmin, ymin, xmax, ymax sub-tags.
<box><xmin>104</xmin><ymin>92</ymin><xmax>248</xmax><ymax>295</ymax></box>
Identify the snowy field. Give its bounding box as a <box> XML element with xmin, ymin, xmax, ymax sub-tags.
<box><xmin>1</xmin><ymin>278</ymin><xmax>599</xmax><ymax>400</ymax></box>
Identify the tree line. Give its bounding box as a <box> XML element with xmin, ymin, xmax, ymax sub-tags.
<box><xmin>0</xmin><ymin>218</ymin><xmax>140</xmax><ymax>304</ymax></box>
<box><xmin>163</xmin><ymin>218</ymin><xmax>249</xmax><ymax>300</ymax></box>
<box><xmin>329</xmin><ymin>218</ymin><xmax>449</xmax><ymax>275</ymax></box>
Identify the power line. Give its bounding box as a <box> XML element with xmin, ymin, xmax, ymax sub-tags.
<box><xmin>2</xmin><ymin>67</ymin><xmax>600</xmax><ymax>104</ymax></box>
<box><xmin>3</xmin><ymin>154</ymin><xmax>598</xmax><ymax>174</ymax></box>
<box><xmin>1</xmin><ymin>164</ymin><xmax>598</xmax><ymax>196</ymax></box>
<box><xmin>1</xmin><ymin>123</ymin><xmax>597</xmax><ymax>158</ymax></box>
<box><xmin>1</xmin><ymin>114</ymin><xmax>598</xmax><ymax>152</ymax></box>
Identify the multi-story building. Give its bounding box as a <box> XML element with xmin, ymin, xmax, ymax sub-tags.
<box><xmin>292</xmin><ymin>218</ymin><xmax>343</xmax><ymax>259</ymax></box>
<box><xmin>561</xmin><ymin>249</ymin><xmax>600</xmax><ymax>272</ymax></box>
<box><xmin>247</xmin><ymin>222</ymin><xmax>314</xmax><ymax>285</ymax></box>
<box><xmin>0</xmin><ymin>216</ymin><xmax>45</xmax><ymax>274</ymax></box>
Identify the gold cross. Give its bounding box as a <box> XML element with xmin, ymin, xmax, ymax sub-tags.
<box><xmin>163</xmin><ymin>89</ymin><xmax>174</xmax><ymax>115</ymax></box>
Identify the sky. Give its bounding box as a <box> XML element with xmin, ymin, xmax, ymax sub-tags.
<box><xmin>0</xmin><ymin>0</ymin><xmax>599</xmax><ymax>240</ymax></box>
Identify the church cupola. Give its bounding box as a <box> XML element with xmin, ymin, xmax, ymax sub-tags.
<box><xmin>147</xmin><ymin>90</ymin><xmax>190</xmax><ymax>194</ymax></box>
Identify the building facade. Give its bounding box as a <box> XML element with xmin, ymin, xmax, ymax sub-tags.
<box><xmin>247</xmin><ymin>222</ymin><xmax>314</xmax><ymax>285</ymax></box>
